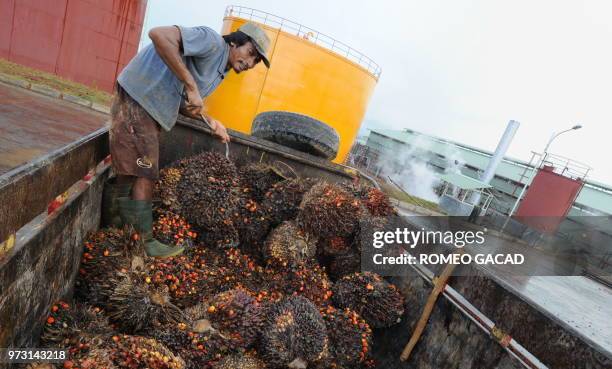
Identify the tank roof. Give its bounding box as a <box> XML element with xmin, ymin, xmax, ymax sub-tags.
<box><xmin>225</xmin><ymin>5</ymin><xmax>382</xmax><ymax>79</ymax></box>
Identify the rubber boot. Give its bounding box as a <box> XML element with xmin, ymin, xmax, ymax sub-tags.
<box><xmin>118</xmin><ymin>197</ymin><xmax>184</xmax><ymax>257</ymax></box>
<box><xmin>102</xmin><ymin>180</ymin><xmax>132</xmax><ymax>227</ymax></box>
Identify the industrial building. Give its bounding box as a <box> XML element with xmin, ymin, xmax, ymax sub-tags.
<box><xmin>349</xmin><ymin>128</ymin><xmax>612</xmax><ymax>217</ymax></box>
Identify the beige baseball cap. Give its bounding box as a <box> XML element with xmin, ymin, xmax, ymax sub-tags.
<box><xmin>238</xmin><ymin>22</ymin><xmax>271</xmax><ymax>68</ymax></box>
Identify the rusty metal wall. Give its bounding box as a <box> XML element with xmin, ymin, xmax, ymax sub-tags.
<box><xmin>515</xmin><ymin>165</ymin><xmax>584</xmax><ymax>233</ymax></box>
<box><xmin>0</xmin><ymin>0</ymin><xmax>146</xmax><ymax>92</ymax></box>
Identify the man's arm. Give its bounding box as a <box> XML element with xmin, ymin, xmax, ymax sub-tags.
<box><xmin>149</xmin><ymin>26</ymin><xmax>202</xmax><ymax>117</ymax></box>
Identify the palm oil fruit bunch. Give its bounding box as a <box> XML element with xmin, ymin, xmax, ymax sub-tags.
<box><xmin>154</xmin><ymin>165</ymin><xmax>185</xmax><ymax>213</ymax></box>
<box><xmin>263</xmin><ymin>221</ymin><xmax>317</xmax><ymax>268</ymax></box>
<box><xmin>328</xmin><ymin>250</ymin><xmax>361</xmax><ymax>281</ymax></box>
<box><xmin>146</xmin><ymin>255</ymin><xmax>212</xmax><ymax>308</ymax></box>
<box><xmin>342</xmin><ymin>182</ymin><xmax>396</xmax><ymax>217</ymax></box>
<box><xmin>106</xmin><ymin>271</ymin><xmax>183</xmax><ymax>334</ymax></box>
<box><xmin>232</xmin><ymin>195</ymin><xmax>271</xmax><ymax>253</ymax></box>
<box><xmin>259</xmin><ymin>296</ymin><xmax>328</xmax><ymax>368</ymax></box>
<box><xmin>262</xmin><ymin>178</ymin><xmax>316</xmax><ymax>226</ymax></box>
<box><xmin>207</xmin><ymin>288</ymin><xmax>265</xmax><ymax>347</ymax></box>
<box><xmin>280</xmin><ymin>263</ymin><xmax>333</xmax><ymax>308</ymax></box>
<box><xmin>174</xmin><ymin>151</ymin><xmax>241</xmax><ymax>248</ymax></box>
<box><xmin>238</xmin><ymin>163</ymin><xmax>283</xmax><ymax>201</ymax></box>
<box><xmin>319</xmin><ymin>306</ymin><xmax>373</xmax><ymax>368</ymax></box>
<box><xmin>147</xmin><ymin>321</ymin><xmax>235</xmax><ymax>369</ymax></box>
<box><xmin>65</xmin><ymin>348</ymin><xmax>118</xmax><ymax>369</ymax></box>
<box><xmin>361</xmin><ymin>186</ymin><xmax>397</xmax><ymax>216</ymax></box>
<box><xmin>297</xmin><ymin>182</ymin><xmax>363</xmax><ymax>240</ymax></box>
<box><xmin>212</xmin><ymin>352</ymin><xmax>265</xmax><ymax>369</ymax></box>
<box><xmin>332</xmin><ymin>272</ymin><xmax>404</xmax><ymax>329</ymax></box>
<box><xmin>215</xmin><ymin>247</ymin><xmax>264</xmax><ymax>293</ymax></box>
<box><xmin>74</xmin><ymin>227</ymin><xmax>141</xmax><ymax>306</ymax></box>
<box><xmin>106</xmin><ymin>334</ymin><xmax>186</xmax><ymax>369</ymax></box>
<box><xmin>144</xmin><ymin>321</ymin><xmax>190</xmax><ymax>352</ymax></box>
<box><xmin>41</xmin><ymin>302</ymin><xmax>112</xmax><ymax>348</ymax></box>
<box><xmin>153</xmin><ymin>209</ymin><xmax>197</xmax><ymax>250</ymax></box>
<box><xmin>185</xmin><ymin>247</ymin><xmax>246</xmax><ymax>298</ymax></box>
<box><xmin>319</xmin><ymin>236</ymin><xmax>352</xmax><ymax>257</ymax></box>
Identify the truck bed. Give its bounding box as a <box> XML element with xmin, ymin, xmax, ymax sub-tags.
<box><xmin>0</xmin><ymin>117</ymin><xmax>610</xmax><ymax>368</ymax></box>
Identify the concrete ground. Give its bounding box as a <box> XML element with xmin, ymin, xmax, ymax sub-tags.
<box><xmin>0</xmin><ymin>82</ymin><xmax>107</xmax><ymax>175</ymax></box>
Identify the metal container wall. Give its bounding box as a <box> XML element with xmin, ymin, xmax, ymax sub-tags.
<box><xmin>203</xmin><ymin>15</ymin><xmax>379</xmax><ymax>163</ymax></box>
<box><xmin>0</xmin><ymin>0</ymin><xmax>147</xmax><ymax>92</ymax></box>
<box><xmin>515</xmin><ymin>166</ymin><xmax>584</xmax><ymax>233</ymax></box>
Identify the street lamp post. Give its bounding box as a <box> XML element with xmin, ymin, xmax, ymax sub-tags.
<box><xmin>542</xmin><ymin>125</ymin><xmax>582</xmax><ymax>160</ymax></box>
<box><xmin>501</xmin><ymin>124</ymin><xmax>583</xmax><ymax>231</ymax></box>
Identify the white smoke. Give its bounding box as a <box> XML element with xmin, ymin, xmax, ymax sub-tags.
<box><xmin>377</xmin><ymin>133</ymin><xmax>467</xmax><ymax>204</ymax></box>
<box><xmin>379</xmin><ymin>135</ymin><xmax>441</xmax><ymax>203</ymax></box>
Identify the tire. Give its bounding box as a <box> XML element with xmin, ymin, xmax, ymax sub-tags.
<box><xmin>251</xmin><ymin>111</ymin><xmax>340</xmax><ymax>160</ymax></box>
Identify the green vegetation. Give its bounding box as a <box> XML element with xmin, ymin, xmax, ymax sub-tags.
<box><xmin>379</xmin><ymin>182</ymin><xmax>441</xmax><ymax>213</ymax></box>
<box><xmin>0</xmin><ymin>58</ymin><xmax>112</xmax><ymax>105</ymax></box>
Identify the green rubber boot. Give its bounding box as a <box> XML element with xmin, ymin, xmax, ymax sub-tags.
<box><xmin>118</xmin><ymin>197</ymin><xmax>184</xmax><ymax>258</ymax></box>
<box><xmin>102</xmin><ymin>180</ymin><xmax>133</xmax><ymax>227</ymax></box>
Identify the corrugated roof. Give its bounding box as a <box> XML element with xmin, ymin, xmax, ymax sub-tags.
<box><xmin>439</xmin><ymin>172</ymin><xmax>492</xmax><ymax>190</ymax></box>
<box><xmin>369</xmin><ymin>128</ymin><xmax>612</xmax><ymax>214</ymax></box>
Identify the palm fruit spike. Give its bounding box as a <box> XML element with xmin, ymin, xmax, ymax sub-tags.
<box><xmin>263</xmin><ymin>221</ymin><xmax>317</xmax><ymax>268</ymax></box>
<box><xmin>238</xmin><ymin>163</ymin><xmax>284</xmax><ymax>201</ymax></box>
<box><xmin>216</xmin><ymin>247</ymin><xmax>266</xmax><ymax>293</ymax></box>
<box><xmin>174</xmin><ymin>151</ymin><xmax>241</xmax><ymax>248</ymax></box>
<box><xmin>66</xmin><ymin>348</ymin><xmax>118</xmax><ymax>369</ymax></box>
<box><xmin>319</xmin><ymin>306</ymin><xmax>373</xmax><ymax>368</ymax></box>
<box><xmin>146</xmin><ymin>254</ymin><xmax>213</xmax><ymax>308</ymax></box>
<box><xmin>297</xmin><ymin>182</ymin><xmax>363</xmax><ymax>239</ymax></box>
<box><xmin>154</xmin><ymin>165</ymin><xmax>185</xmax><ymax>213</ymax></box>
<box><xmin>232</xmin><ymin>195</ymin><xmax>271</xmax><ymax>253</ymax></box>
<box><xmin>148</xmin><ymin>323</ymin><xmax>234</xmax><ymax>369</ymax></box>
<box><xmin>74</xmin><ymin>227</ymin><xmax>142</xmax><ymax>306</ymax></box>
<box><xmin>281</xmin><ymin>263</ymin><xmax>333</xmax><ymax>308</ymax></box>
<box><xmin>153</xmin><ymin>209</ymin><xmax>197</xmax><ymax>250</ymax></box>
<box><xmin>106</xmin><ymin>271</ymin><xmax>184</xmax><ymax>333</ymax></box>
<box><xmin>212</xmin><ymin>352</ymin><xmax>265</xmax><ymax>369</ymax></box>
<box><xmin>107</xmin><ymin>335</ymin><xmax>185</xmax><ymax>369</ymax></box>
<box><xmin>332</xmin><ymin>272</ymin><xmax>405</xmax><ymax>329</ymax></box>
<box><xmin>41</xmin><ymin>301</ymin><xmax>113</xmax><ymax>348</ymax></box>
<box><xmin>342</xmin><ymin>182</ymin><xmax>397</xmax><ymax>217</ymax></box>
<box><xmin>259</xmin><ymin>296</ymin><xmax>328</xmax><ymax>368</ymax></box>
<box><xmin>319</xmin><ymin>236</ymin><xmax>351</xmax><ymax>256</ymax></box>
<box><xmin>207</xmin><ymin>288</ymin><xmax>265</xmax><ymax>347</ymax></box>
<box><xmin>328</xmin><ymin>250</ymin><xmax>361</xmax><ymax>281</ymax></box>
<box><xmin>262</xmin><ymin>178</ymin><xmax>317</xmax><ymax>226</ymax></box>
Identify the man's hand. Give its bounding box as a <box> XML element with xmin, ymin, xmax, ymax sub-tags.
<box><xmin>206</xmin><ymin>116</ymin><xmax>230</xmax><ymax>143</ymax></box>
<box><xmin>183</xmin><ymin>85</ymin><xmax>204</xmax><ymax>118</ymax></box>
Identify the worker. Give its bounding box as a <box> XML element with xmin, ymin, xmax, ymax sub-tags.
<box><xmin>102</xmin><ymin>22</ymin><xmax>271</xmax><ymax>257</ymax></box>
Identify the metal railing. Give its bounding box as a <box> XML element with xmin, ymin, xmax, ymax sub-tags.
<box><xmin>225</xmin><ymin>5</ymin><xmax>382</xmax><ymax>79</ymax></box>
<box><xmin>539</xmin><ymin>152</ymin><xmax>591</xmax><ymax>181</ymax></box>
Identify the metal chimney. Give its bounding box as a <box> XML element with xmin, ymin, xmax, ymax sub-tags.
<box><xmin>482</xmin><ymin>120</ymin><xmax>520</xmax><ymax>184</ymax></box>
<box><xmin>471</xmin><ymin>120</ymin><xmax>520</xmax><ymax>209</ymax></box>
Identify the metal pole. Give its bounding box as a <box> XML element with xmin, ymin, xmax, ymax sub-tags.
<box><xmin>471</xmin><ymin>120</ymin><xmax>520</xmax><ymax>207</ymax></box>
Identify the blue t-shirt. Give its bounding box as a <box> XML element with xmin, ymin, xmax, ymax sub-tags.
<box><xmin>117</xmin><ymin>26</ymin><xmax>230</xmax><ymax>131</ymax></box>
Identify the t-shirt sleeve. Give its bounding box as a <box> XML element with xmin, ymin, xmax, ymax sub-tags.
<box><xmin>177</xmin><ymin>26</ymin><xmax>220</xmax><ymax>57</ymax></box>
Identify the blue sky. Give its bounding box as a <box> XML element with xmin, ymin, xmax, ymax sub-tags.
<box><xmin>141</xmin><ymin>1</ymin><xmax>612</xmax><ymax>184</ymax></box>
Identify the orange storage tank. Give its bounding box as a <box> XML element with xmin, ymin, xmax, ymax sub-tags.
<box><xmin>203</xmin><ymin>5</ymin><xmax>380</xmax><ymax>163</ymax></box>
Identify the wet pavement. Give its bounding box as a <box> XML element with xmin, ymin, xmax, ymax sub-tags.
<box><xmin>0</xmin><ymin>82</ymin><xmax>108</xmax><ymax>175</ymax></box>
<box><xmin>398</xmin><ymin>212</ymin><xmax>612</xmax><ymax>357</ymax></box>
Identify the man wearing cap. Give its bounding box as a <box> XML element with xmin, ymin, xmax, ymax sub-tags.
<box><xmin>103</xmin><ymin>22</ymin><xmax>271</xmax><ymax>257</ymax></box>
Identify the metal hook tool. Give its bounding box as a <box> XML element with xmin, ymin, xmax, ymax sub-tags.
<box><xmin>200</xmin><ymin>113</ymin><xmax>230</xmax><ymax>159</ymax></box>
